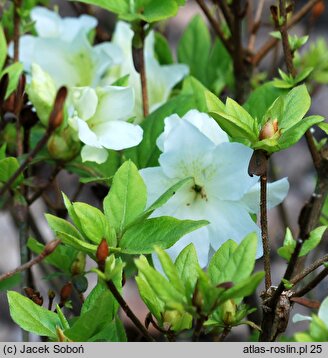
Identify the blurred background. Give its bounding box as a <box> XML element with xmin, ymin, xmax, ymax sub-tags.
<box><xmin>0</xmin><ymin>0</ymin><xmax>328</xmax><ymax>341</ymax></box>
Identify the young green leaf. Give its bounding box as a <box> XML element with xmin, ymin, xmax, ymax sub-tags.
<box><xmin>7</xmin><ymin>291</ymin><xmax>61</xmax><ymax>339</ymax></box>
<box><xmin>120</xmin><ymin>216</ymin><xmax>208</xmax><ymax>254</ymax></box>
<box><xmin>0</xmin><ymin>24</ymin><xmax>6</xmax><ymax>70</ymax></box>
<box><xmin>178</xmin><ymin>16</ymin><xmax>211</xmax><ymax>85</ymax></box>
<box><xmin>0</xmin><ymin>157</ymin><xmax>24</xmax><ymax>187</ymax></box>
<box><xmin>175</xmin><ymin>243</ymin><xmax>200</xmax><ymax>296</ymax></box>
<box><xmin>103</xmin><ymin>160</ymin><xmax>147</xmax><ymax>238</ymax></box>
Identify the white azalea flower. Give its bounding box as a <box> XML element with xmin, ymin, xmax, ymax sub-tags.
<box><xmin>69</xmin><ymin>86</ymin><xmax>143</xmax><ymax>164</ymax></box>
<box><xmin>14</xmin><ymin>7</ymin><xmax>122</xmax><ymax>88</ymax></box>
<box><xmin>140</xmin><ymin>110</ymin><xmax>289</xmax><ymax>268</ymax></box>
<box><xmin>103</xmin><ymin>21</ymin><xmax>189</xmax><ymax>121</ymax></box>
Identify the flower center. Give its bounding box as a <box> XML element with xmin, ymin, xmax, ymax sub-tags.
<box><xmin>192</xmin><ymin>183</ymin><xmax>208</xmax><ymax>200</ymax></box>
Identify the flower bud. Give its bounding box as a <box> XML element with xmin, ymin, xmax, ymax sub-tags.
<box><xmin>47</xmin><ymin>87</ymin><xmax>67</xmax><ymax>132</ymax></box>
<box><xmin>259</xmin><ymin>118</ymin><xmax>279</xmax><ymax>140</ymax></box>
<box><xmin>70</xmin><ymin>252</ymin><xmax>86</xmax><ymax>276</ymax></box>
<box><xmin>43</xmin><ymin>239</ymin><xmax>61</xmax><ymax>256</ymax></box>
<box><xmin>60</xmin><ymin>282</ymin><xmax>73</xmax><ymax>304</ymax></box>
<box><xmin>221</xmin><ymin>299</ymin><xmax>236</xmax><ymax>325</ymax></box>
<box><xmin>96</xmin><ymin>239</ymin><xmax>109</xmax><ymax>271</ymax></box>
<box><xmin>47</xmin><ymin>126</ymin><xmax>81</xmax><ymax>162</ymax></box>
<box><xmin>312</xmin><ymin>0</ymin><xmax>325</xmax><ymax>19</ymax></box>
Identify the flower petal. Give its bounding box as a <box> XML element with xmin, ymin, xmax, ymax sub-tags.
<box><xmin>75</xmin><ymin>118</ymin><xmax>102</xmax><ymax>148</ymax></box>
<box><xmin>31</xmin><ymin>7</ymin><xmax>61</xmax><ymax>38</ymax></box>
<box><xmin>158</xmin><ymin>119</ymin><xmax>215</xmax><ymax>179</ymax></box>
<box><xmin>241</xmin><ymin>177</ymin><xmax>290</xmax><ymax>213</ymax></box>
<box><xmin>139</xmin><ymin>167</ymin><xmax>175</xmax><ymax>206</ymax></box>
<box><xmin>81</xmin><ymin>145</ymin><xmax>108</xmax><ymax>164</ymax></box>
<box><xmin>207</xmin><ymin>142</ymin><xmax>258</xmax><ymax>201</ymax></box>
<box><xmin>71</xmin><ymin>87</ymin><xmax>98</xmax><ymax>121</ymax></box>
<box><xmin>183</xmin><ymin>110</ymin><xmax>228</xmax><ymax>145</ymax></box>
<box><xmin>92</xmin><ymin>86</ymin><xmax>134</xmax><ymax>124</ymax></box>
<box><xmin>93</xmin><ymin>121</ymin><xmax>143</xmax><ymax>150</ymax></box>
<box><xmin>206</xmin><ymin>200</ymin><xmax>263</xmax><ymax>258</ymax></box>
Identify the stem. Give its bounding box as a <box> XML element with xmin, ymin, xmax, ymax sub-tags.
<box><xmin>217</xmin><ymin>326</ymin><xmax>231</xmax><ymax>342</ymax></box>
<box><xmin>291</xmin><ymin>253</ymin><xmax>328</xmax><ymax>285</ymax></box>
<box><xmin>13</xmin><ymin>0</ymin><xmax>21</xmax><ymax>62</ymax></box>
<box><xmin>0</xmin><ymin>131</ymin><xmax>51</xmax><ymax>197</ymax></box>
<box><xmin>0</xmin><ymin>240</ymin><xmax>61</xmax><ymax>282</ymax></box>
<box><xmin>252</xmin><ymin>0</ymin><xmax>322</xmax><ymax>66</ymax></box>
<box><xmin>106</xmin><ymin>280</ymin><xmax>155</xmax><ymax>342</ymax></box>
<box><xmin>260</xmin><ymin>174</ymin><xmax>271</xmax><ymax>290</ymax></box>
<box><xmin>138</xmin><ymin>27</ymin><xmax>149</xmax><ymax>118</ymax></box>
<box><xmin>195</xmin><ymin>0</ymin><xmax>233</xmax><ymax>54</ymax></box>
<box><xmin>247</xmin><ymin>0</ymin><xmax>265</xmax><ymax>52</ymax></box>
<box><xmin>192</xmin><ymin>315</ymin><xmax>207</xmax><ymax>342</ymax></box>
<box><xmin>293</xmin><ymin>266</ymin><xmax>328</xmax><ymax>298</ymax></box>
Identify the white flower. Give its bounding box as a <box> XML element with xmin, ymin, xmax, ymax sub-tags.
<box><xmin>140</xmin><ymin>110</ymin><xmax>289</xmax><ymax>267</ymax></box>
<box><xmin>14</xmin><ymin>7</ymin><xmax>121</xmax><ymax>88</ymax></box>
<box><xmin>69</xmin><ymin>86</ymin><xmax>143</xmax><ymax>164</ymax></box>
<box><xmin>103</xmin><ymin>21</ymin><xmax>189</xmax><ymax>121</ymax></box>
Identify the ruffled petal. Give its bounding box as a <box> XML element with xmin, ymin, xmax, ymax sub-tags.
<box><xmin>207</xmin><ymin>142</ymin><xmax>257</xmax><ymax>201</ymax></box>
<box><xmin>92</xmin><ymin>86</ymin><xmax>134</xmax><ymax>124</ymax></box>
<box><xmin>81</xmin><ymin>145</ymin><xmax>108</xmax><ymax>164</ymax></box>
<box><xmin>241</xmin><ymin>177</ymin><xmax>290</xmax><ymax>213</ymax></box>
<box><xmin>93</xmin><ymin>121</ymin><xmax>143</xmax><ymax>150</ymax></box>
<box><xmin>71</xmin><ymin>87</ymin><xmax>98</xmax><ymax>121</ymax></box>
<box><xmin>75</xmin><ymin>118</ymin><xmax>102</xmax><ymax>147</ymax></box>
<box><xmin>206</xmin><ymin>199</ymin><xmax>263</xmax><ymax>258</ymax></box>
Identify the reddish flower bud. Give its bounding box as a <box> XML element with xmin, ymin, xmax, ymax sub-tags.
<box><xmin>96</xmin><ymin>239</ymin><xmax>109</xmax><ymax>268</ymax></box>
<box><xmin>60</xmin><ymin>282</ymin><xmax>73</xmax><ymax>303</ymax></box>
<box><xmin>312</xmin><ymin>1</ymin><xmax>325</xmax><ymax>19</ymax></box>
<box><xmin>48</xmin><ymin>87</ymin><xmax>67</xmax><ymax>132</ymax></box>
<box><xmin>43</xmin><ymin>239</ymin><xmax>61</xmax><ymax>256</ymax></box>
<box><xmin>259</xmin><ymin>118</ymin><xmax>279</xmax><ymax>140</ymax></box>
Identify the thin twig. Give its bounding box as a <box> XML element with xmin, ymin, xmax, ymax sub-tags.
<box><xmin>261</xmin><ymin>174</ymin><xmax>271</xmax><ymax>290</ymax></box>
<box><xmin>252</xmin><ymin>0</ymin><xmax>322</xmax><ymax>66</ymax></box>
<box><xmin>192</xmin><ymin>315</ymin><xmax>207</xmax><ymax>342</ymax></box>
<box><xmin>106</xmin><ymin>280</ymin><xmax>155</xmax><ymax>342</ymax></box>
<box><xmin>0</xmin><ymin>240</ymin><xmax>61</xmax><ymax>282</ymax></box>
<box><xmin>247</xmin><ymin>0</ymin><xmax>265</xmax><ymax>52</ymax></box>
<box><xmin>293</xmin><ymin>266</ymin><xmax>328</xmax><ymax>298</ymax></box>
<box><xmin>13</xmin><ymin>0</ymin><xmax>21</xmax><ymax>62</ymax></box>
<box><xmin>195</xmin><ymin>0</ymin><xmax>233</xmax><ymax>54</ymax></box>
<box><xmin>216</xmin><ymin>0</ymin><xmax>233</xmax><ymax>31</ymax></box>
<box><xmin>291</xmin><ymin>254</ymin><xmax>328</xmax><ymax>285</ymax></box>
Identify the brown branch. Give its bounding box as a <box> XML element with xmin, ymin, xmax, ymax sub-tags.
<box><xmin>13</xmin><ymin>0</ymin><xmax>21</xmax><ymax>62</ymax></box>
<box><xmin>0</xmin><ymin>240</ymin><xmax>61</xmax><ymax>282</ymax></box>
<box><xmin>139</xmin><ymin>41</ymin><xmax>149</xmax><ymax>118</ymax></box>
<box><xmin>261</xmin><ymin>174</ymin><xmax>271</xmax><ymax>290</ymax></box>
<box><xmin>305</xmin><ymin>130</ymin><xmax>321</xmax><ymax>171</ymax></box>
<box><xmin>247</xmin><ymin>0</ymin><xmax>265</xmax><ymax>52</ymax></box>
<box><xmin>106</xmin><ymin>280</ymin><xmax>155</xmax><ymax>342</ymax></box>
<box><xmin>216</xmin><ymin>0</ymin><xmax>233</xmax><ymax>31</ymax></box>
<box><xmin>252</xmin><ymin>0</ymin><xmax>322</xmax><ymax>66</ymax></box>
<box><xmin>291</xmin><ymin>254</ymin><xmax>328</xmax><ymax>285</ymax></box>
<box><xmin>292</xmin><ymin>266</ymin><xmax>328</xmax><ymax>298</ymax></box>
<box><xmin>195</xmin><ymin>0</ymin><xmax>233</xmax><ymax>54</ymax></box>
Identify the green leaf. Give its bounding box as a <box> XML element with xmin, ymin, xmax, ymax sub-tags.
<box><xmin>45</xmin><ymin>214</ymin><xmax>84</xmax><ymax>241</ymax></box>
<box><xmin>81</xmin><ymin>283</ymin><xmax>106</xmax><ymax>315</ymax></box>
<box><xmin>154</xmin><ymin>32</ymin><xmax>173</xmax><ymax>65</ymax></box>
<box><xmin>88</xmin><ymin>317</ymin><xmax>127</xmax><ymax>342</ymax></box>
<box><xmin>0</xmin><ymin>273</ymin><xmax>21</xmax><ymax>291</ymax></box>
<box><xmin>120</xmin><ymin>216</ymin><xmax>208</xmax><ymax>254</ymax></box>
<box><xmin>71</xmin><ymin>0</ymin><xmax>129</xmax><ymax>14</ymax></box>
<box><xmin>103</xmin><ymin>160</ymin><xmax>147</xmax><ymax>237</ymax></box>
<box><xmin>135</xmin><ymin>275</ymin><xmax>164</xmax><ymax>322</ymax></box>
<box><xmin>318</xmin><ymin>122</ymin><xmax>328</xmax><ymax>135</ymax></box>
<box><xmin>279</xmin><ymin>85</ymin><xmax>311</xmax><ymax>130</ymax></box>
<box><xmin>154</xmin><ymin>247</ymin><xmax>185</xmax><ymax>294</ymax></box>
<box><xmin>277</xmin><ymin>228</ymin><xmax>295</xmax><ymax>261</ymax></box>
<box><xmin>140</xmin><ymin>177</ymin><xmax>193</xmax><ymax>220</ymax></box>
<box><xmin>178</xmin><ymin>15</ymin><xmax>211</xmax><ymax>85</ymax></box>
<box><xmin>0</xmin><ymin>24</ymin><xmax>6</xmax><ymax>70</ymax></box>
<box><xmin>220</xmin><ymin>271</ymin><xmax>265</xmax><ymax>301</ymax></box>
<box><xmin>135</xmin><ymin>255</ymin><xmax>186</xmax><ymax>307</ymax></box>
<box><xmin>208</xmin><ymin>240</ymin><xmax>238</xmax><ymax>285</ymax></box>
<box><xmin>208</xmin><ymin>233</ymin><xmax>258</xmax><ymax>285</ymax></box>
<box><xmin>7</xmin><ymin>291</ymin><xmax>61</xmax><ymax>339</ymax></box>
<box><xmin>73</xmin><ymin>202</ymin><xmax>108</xmax><ymax>244</ymax></box>
<box><xmin>54</xmin><ymin>231</ymin><xmax>98</xmax><ymax>255</ymax></box>
<box><xmin>300</xmin><ymin>226</ymin><xmax>327</xmax><ymax>257</ymax></box>
<box><xmin>175</xmin><ymin>243</ymin><xmax>200</xmax><ymax>296</ymax></box>
<box><xmin>27</xmin><ymin>237</ymin><xmax>77</xmax><ymax>274</ymax></box>
<box><xmin>65</xmin><ymin>290</ymin><xmax>118</xmax><ymax>341</ymax></box>
<box><xmin>0</xmin><ymin>157</ymin><xmax>24</xmax><ymax>186</ymax></box>
<box><xmin>0</xmin><ymin>62</ymin><xmax>24</xmax><ymax>99</ymax></box>
<box><xmin>243</xmin><ymin>82</ymin><xmax>287</xmax><ymax>121</ymax></box>
<box><xmin>62</xmin><ymin>193</ymin><xmax>83</xmax><ymax>234</ymax></box>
